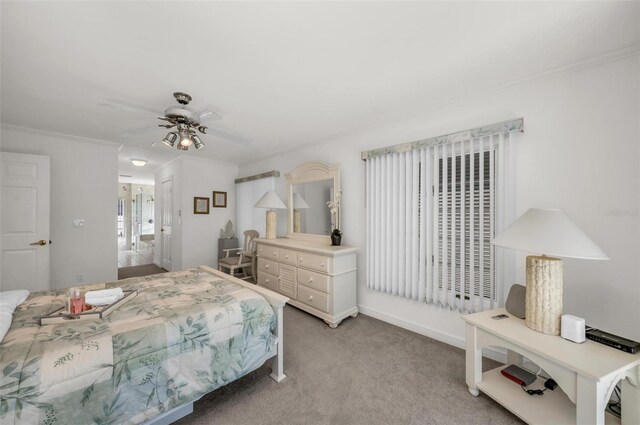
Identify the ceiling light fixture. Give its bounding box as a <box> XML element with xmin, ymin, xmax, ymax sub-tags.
<box><xmin>130</xmin><ymin>159</ymin><xmax>147</xmax><ymax>167</ymax></box>
<box><xmin>162</xmin><ymin>132</ymin><xmax>178</xmax><ymax>148</ymax></box>
<box><xmin>158</xmin><ymin>92</ymin><xmax>207</xmax><ymax>151</ymax></box>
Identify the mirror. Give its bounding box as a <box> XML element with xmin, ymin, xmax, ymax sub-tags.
<box><xmin>292</xmin><ymin>180</ymin><xmax>333</xmax><ymax>235</ymax></box>
<box><xmin>286</xmin><ymin>161</ymin><xmax>340</xmax><ymax>242</ymax></box>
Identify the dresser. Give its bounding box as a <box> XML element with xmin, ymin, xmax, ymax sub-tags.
<box><xmin>255</xmin><ymin>238</ymin><xmax>358</xmax><ymax>328</ymax></box>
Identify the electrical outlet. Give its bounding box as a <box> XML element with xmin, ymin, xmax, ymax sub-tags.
<box><xmin>76</xmin><ymin>273</ymin><xmax>85</xmax><ymax>283</ymax></box>
<box><xmin>73</xmin><ymin>219</ymin><xmax>85</xmax><ymax>228</ymax></box>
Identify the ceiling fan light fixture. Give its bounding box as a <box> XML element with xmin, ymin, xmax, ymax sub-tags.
<box><xmin>192</xmin><ymin>135</ymin><xmax>205</xmax><ymax>150</ymax></box>
<box><xmin>130</xmin><ymin>159</ymin><xmax>147</xmax><ymax>167</ymax></box>
<box><xmin>162</xmin><ymin>132</ymin><xmax>178</xmax><ymax>147</ymax></box>
<box><xmin>179</xmin><ymin>134</ymin><xmax>193</xmax><ymax>146</ymax></box>
<box><xmin>177</xmin><ymin>144</ymin><xmax>189</xmax><ymax>151</ymax></box>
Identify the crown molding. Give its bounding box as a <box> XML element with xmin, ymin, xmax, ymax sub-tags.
<box><xmin>0</xmin><ymin>124</ymin><xmax>123</xmax><ymax>148</ymax></box>
<box><xmin>239</xmin><ymin>44</ymin><xmax>640</xmax><ymax>167</ymax></box>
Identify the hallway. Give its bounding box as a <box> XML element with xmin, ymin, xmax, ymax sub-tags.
<box><xmin>118</xmin><ymin>237</ymin><xmax>154</xmax><ymax>268</ymax></box>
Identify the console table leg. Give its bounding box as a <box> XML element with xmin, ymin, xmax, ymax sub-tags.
<box><xmin>622</xmin><ymin>369</ymin><xmax>640</xmax><ymax>425</ymax></box>
<box><xmin>576</xmin><ymin>375</ymin><xmax>606</xmax><ymax>425</ymax></box>
<box><xmin>465</xmin><ymin>323</ymin><xmax>482</xmax><ymax>397</ymax></box>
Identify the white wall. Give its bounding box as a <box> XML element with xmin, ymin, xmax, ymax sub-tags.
<box><xmin>0</xmin><ymin>127</ymin><xmax>119</xmax><ymax>288</ymax></box>
<box><xmin>154</xmin><ymin>156</ymin><xmax>238</xmax><ymax>270</ymax></box>
<box><xmin>181</xmin><ymin>157</ymin><xmax>238</xmax><ymax>269</ymax></box>
<box><xmin>239</xmin><ymin>54</ymin><xmax>640</xmax><ymax>343</ymax></box>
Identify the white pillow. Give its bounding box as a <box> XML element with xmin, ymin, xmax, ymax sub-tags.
<box><xmin>0</xmin><ymin>290</ymin><xmax>30</xmax><ymax>309</ymax></box>
<box><xmin>0</xmin><ymin>290</ymin><xmax>30</xmax><ymax>343</ymax></box>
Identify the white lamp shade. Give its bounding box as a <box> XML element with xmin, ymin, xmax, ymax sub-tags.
<box><xmin>292</xmin><ymin>193</ymin><xmax>310</xmax><ymax>209</ymax></box>
<box><xmin>255</xmin><ymin>191</ymin><xmax>287</xmax><ymax>209</ymax></box>
<box><xmin>492</xmin><ymin>208</ymin><xmax>609</xmax><ymax>260</ymax></box>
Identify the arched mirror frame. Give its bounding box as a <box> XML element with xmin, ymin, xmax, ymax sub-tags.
<box><xmin>285</xmin><ymin>161</ymin><xmax>340</xmax><ymax>243</ymax></box>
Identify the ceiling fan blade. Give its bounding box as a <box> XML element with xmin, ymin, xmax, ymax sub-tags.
<box><xmin>120</xmin><ymin>125</ymin><xmax>161</xmax><ymax>138</ymax></box>
<box><xmin>100</xmin><ymin>99</ymin><xmax>160</xmax><ymax>116</ymax></box>
<box><xmin>194</xmin><ymin>109</ymin><xmax>222</xmax><ymax>123</ymax></box>
<box><xmin>206</xmin><ymin>127</ymin><xmax>251</xmax><ymax>146</ymax></box>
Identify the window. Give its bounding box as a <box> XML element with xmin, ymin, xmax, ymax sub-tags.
<box><xmin>436</xmin><ymin>150</ymin><xmax>494</xmax><ymax>307</ymax></box>
<box><xmin>364</xmin><ymin>121</ymin><xmax>518</xmax><ymax>313</ymax></box>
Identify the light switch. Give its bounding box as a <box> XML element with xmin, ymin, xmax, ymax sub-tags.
<box><xmin>73</xmin><ymin>219</ymin><xmax>85</xmax><ymax>228</ymax></box>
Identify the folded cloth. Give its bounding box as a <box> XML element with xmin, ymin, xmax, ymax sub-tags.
<box><xmin>85</xmin><ymin>288</ymin><xmax>124</xmax><ymax>306</ymax></box>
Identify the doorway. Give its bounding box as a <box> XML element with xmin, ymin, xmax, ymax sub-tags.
<box><xmin>118</xmin><ymin>183</ymin><xmax>155</xmax><ymax>268</ymax></box>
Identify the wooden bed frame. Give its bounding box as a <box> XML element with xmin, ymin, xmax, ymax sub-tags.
<box><xmin>145</xmin><ymin>265</ymin><xmax>289</xmax><ymax>425</ymax></box>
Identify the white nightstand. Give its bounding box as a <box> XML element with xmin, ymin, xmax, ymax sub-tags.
<box><xmin>464</xmin><ymin>308</ymin><xmax>640</xmax><ymax>425</ymax></box>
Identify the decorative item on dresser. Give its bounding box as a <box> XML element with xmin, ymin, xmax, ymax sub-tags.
<box><xmin>256</xmin><ymin>238</ymin><xmax>357</xmax><ymax>328</ymax></box>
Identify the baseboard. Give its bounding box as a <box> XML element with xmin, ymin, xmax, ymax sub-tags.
<box><xmin>357</xmin><ymin>305</ymin><xmax>506</xmax><ymax>364</ymax></box>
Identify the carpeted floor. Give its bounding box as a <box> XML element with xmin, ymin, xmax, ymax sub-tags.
<box><xmin>176</xmin><ymin>306</ymin><xmax>523</xmax><ymax>425</ymax></box>
<box><xmin>117</xmin><ymin>264</ymin><xmax>167</xmax><ymax>280</ymax></box>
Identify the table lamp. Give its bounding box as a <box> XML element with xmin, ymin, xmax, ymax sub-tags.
<box><xmin>492</xmin><ymin>208</ymin><xmax>608</xmax><ymax>335</ymax></box>
<box><xmin>292</xmin><ymin>193</ymin><xmax>310</xmax><ymax>233</ymax></box>
<box><xmin>255</xmin><ymin>191</ymin><xmax>286</xmax><ymax>239</ymax></box>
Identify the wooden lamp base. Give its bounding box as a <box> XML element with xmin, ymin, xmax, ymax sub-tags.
<box><xmin>525</xmin><ymin>255</ymin><xmax>563</xmax><ymax>335</ymax></box>
<box><xmin>265</xmin><ymin>210</ymin><xmax>277</xmax><ymax>239</ymax></box>
<box><xmin>293</xmin><ymin>210</ymin><xmax>301</xmax><ymax>233</ymax></box>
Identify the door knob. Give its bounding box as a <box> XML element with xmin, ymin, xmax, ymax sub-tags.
<box><xmin>30</xmin><ymin>240</ymin><xmax>47</xmax><ymax>246</ymax></box>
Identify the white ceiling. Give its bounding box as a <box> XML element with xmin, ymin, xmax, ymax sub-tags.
<box><xmin>1</xmin><ymin>1</ymin><xmax>638</xmax><ymax>183</ymax></box>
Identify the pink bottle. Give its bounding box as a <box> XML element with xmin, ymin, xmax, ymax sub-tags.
<box><xmin>68</xmin><ymin>287</ymin><xmax>85</xmax><ymax>314</ymax></box>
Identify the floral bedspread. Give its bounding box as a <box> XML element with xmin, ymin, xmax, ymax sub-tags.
<box><xmin>0</xmin><ymin>269</ymin><xmax>277</xmax><ymax>424</ymax></box>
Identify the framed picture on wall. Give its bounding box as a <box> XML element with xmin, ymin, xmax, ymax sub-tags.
<box><xmin>193</xmin><ymin>197</ymin><xmax>210</xmax><ymax>214</ymax></box>
<box><xmin>212</xmin><ymin>191</ymin><xmax>227</xmax><ymax>208</ymax></box>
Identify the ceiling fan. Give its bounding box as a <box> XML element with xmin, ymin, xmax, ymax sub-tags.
<box><xmin>101</xmin><ymin>92</ymin><xmax>250</xmax><ymax>149</ymax></box>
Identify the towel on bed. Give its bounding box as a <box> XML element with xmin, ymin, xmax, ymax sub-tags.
<box><xmin>85</xmin><ymin>287</ymin><xmax>123</xmax><ymax>305</ymax></box>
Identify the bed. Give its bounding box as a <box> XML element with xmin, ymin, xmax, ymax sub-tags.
<box><xmin>0</xmin><ymin>265</ymin><xmax>288</xmax><ymax>425</ymax></box>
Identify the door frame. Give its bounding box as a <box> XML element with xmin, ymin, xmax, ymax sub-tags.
<box><xmin>159</xmin><ymin>176</ymin><xmax>173</xmax><ymax>271</ymax></box>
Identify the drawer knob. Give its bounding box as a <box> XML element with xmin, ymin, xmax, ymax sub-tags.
<box><xmin>265</xmin><ymin>264</ymin><xmax>269</xmax><ymax>269</ymax></box>
<box><xmin>265</xmin><ymin>279</ymin><xmax>269</xmax><ymax>283</ymax></box>
<box><xmin>273</xmin><ymin>252</ymin><xmax>277</xmax><ymax>256</ymax></box>
<box><xmin>285</xmin><ymin>255</ymin><xmax>289</xmax><ymax>259</ymax></box>
<box><xmin>308</xmin><ymin>295</ymin><xmax>313</xmax><ymax>301</ymax></box>
<box><xmin>321</xmin><ymin>262</ymin><xmax>325</xmax><ymax>267</ymax></box>
<box><xmin>299</xmin><ymin>258</ymin><xmax>303</xmax><ymax>263</ymax></box>
<box><xmin>308</xmin><ymin>277</ymin><xmax>313</xmax><ymax>282</ymax></box>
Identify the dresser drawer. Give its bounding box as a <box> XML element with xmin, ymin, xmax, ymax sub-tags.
<box><xmin>278</xmin><ymin>248</ymin><xmax>298</xmax><ymax>266</ymax></box>
<box><xmin>297</xmin><ymin>252</ymin><xmax>329</xmax><ymax>273</ymax></box>
<box><xmin>258</xmin><ymin>258</ymin><xmax>279</xmax><ymax>275</ymax></box>
<box><xmin>257</xmin><ymin>245</ymin><xmax>279</xmax><ymax>261</ymax></box>
<box><xmin>257</xmin><ymin>271</ymin><xmax>279</xmax><ymax>292</ymax></box>
<box><xmin>297</xmin><ymin>285</ymin><xmax>329</xmax><ymax>313</ymax></box>
<box><xmin>297</xmin><ymin>268</ymin><xmax>329</xmax><ymax>293</ymax></box>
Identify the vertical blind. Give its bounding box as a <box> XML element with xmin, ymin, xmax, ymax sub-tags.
<box><xmin>236</xmin><ymin>176</ymin><xmax>276</xmax><ymax>239</ymax></box>
<box><xmin>365</xmin><ymin>129</ymin><xmax>516</xmax><ymax>312</ymax></box>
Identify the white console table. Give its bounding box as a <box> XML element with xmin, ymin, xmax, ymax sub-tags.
<box><xmin>464</xmin><ymin>308</ymin><xmax>640</xmax><ymax>425</ymax></box>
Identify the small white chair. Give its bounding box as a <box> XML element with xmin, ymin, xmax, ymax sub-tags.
<box><xmin>218</xmin><ymin>230</ymin><xmax>259</xmax><ymax>281</ymax></box>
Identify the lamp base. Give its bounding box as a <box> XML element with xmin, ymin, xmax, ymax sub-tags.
<box><xmin>525</xmin><ymin>255</ymin><xmax>563</xmax><ymax>335</ymax></box>
<box><xmin>265</xmin><ymin>210</ymin><xmax>277</xmax><ymax>239</ymax></box>
<box><xmin>293</xmin><ymin>210</ymin><xmax>301</xmax><ymax>233</ymax></box>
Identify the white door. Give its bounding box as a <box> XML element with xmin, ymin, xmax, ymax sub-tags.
<box><xmin>1</xmin><ymin>152</ymin><xmax>50</xmax><ymax>291</ymax></box>
<box><xmin>160</xmin><ymin>178</ymin><xmax>172</xmax><ymax>270</ymax></box>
